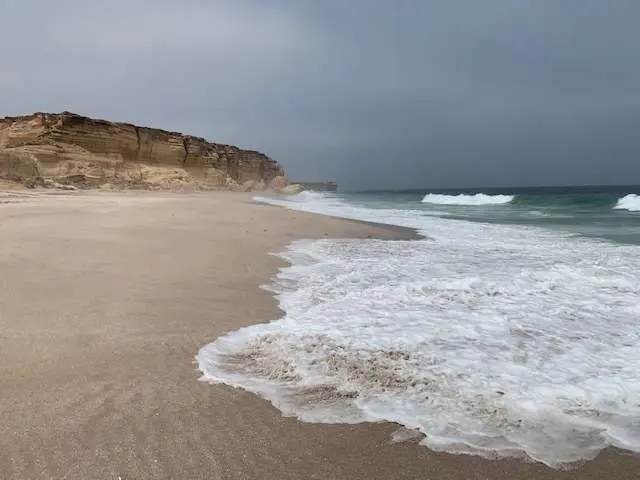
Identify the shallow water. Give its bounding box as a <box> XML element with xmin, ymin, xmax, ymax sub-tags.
<box><xmin>198</xmin><ymin>187</ymin><xmax>640</xmax><ymax>468</ymax></box>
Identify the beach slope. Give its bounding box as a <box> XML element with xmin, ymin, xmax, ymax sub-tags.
<box><xmin>0</xmin><ymin>191</ymin><xmax>636</xmax><ymax>479</ymax></box>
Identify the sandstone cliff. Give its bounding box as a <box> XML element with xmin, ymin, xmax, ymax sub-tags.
<box><xmin>0</xmin><ymin>112</ymin><xmax>286</xmax><ymax>190</ymax></box>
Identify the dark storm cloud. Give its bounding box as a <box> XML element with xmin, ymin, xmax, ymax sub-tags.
<box><xmin>2</xmin><ymin>0</ymin><xmax>640</xmax><ymax>189</ymax></box>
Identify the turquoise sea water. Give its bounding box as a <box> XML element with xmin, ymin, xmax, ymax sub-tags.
<box><xmin>342</xmin><ymin>185</ymin><xmax>640</xmax><ymax>244</ymax></box>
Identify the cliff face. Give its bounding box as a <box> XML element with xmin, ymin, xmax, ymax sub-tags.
<box><xmin>0</xmin><ymin>112</ymin><xmax>285</xmax><ymax>190</ymax></box>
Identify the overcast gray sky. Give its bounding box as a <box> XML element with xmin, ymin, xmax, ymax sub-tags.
<box><xmin>2</xmin><ymin>0</ymin><xmax>639</xmax><ymax>189</ymax></box>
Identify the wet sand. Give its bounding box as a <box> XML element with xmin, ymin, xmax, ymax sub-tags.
<box><xmin>0</xmin><ymin>190</ymin><xmax>637</xmax><ymax>479</ymax></box>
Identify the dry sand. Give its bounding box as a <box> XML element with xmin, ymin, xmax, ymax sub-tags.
<box><xmin>0</xmin><ymin>190</ymin><xmax>638</xmax><ymax>479</ymax></box>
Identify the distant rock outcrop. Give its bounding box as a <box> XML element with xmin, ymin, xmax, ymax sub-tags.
<box><xmin>0</xmin><ymin>112</ymin><xmax>285</xmax><ymax>190</ymax></box>
<box><xmin>278</xmin><ymin>184</ymin><xmax>304</xmax><ymax>194</ymax></box>
<box><xmin>293</xmin><ymin>181</ymin><xmax>338</xmax><ymax>192</ymax></box>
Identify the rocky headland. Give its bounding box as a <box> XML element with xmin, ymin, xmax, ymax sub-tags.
<box><xmin>0</xmin><ymin>112</ymin><xmax>287</xmax><ymax>191</ymax></box>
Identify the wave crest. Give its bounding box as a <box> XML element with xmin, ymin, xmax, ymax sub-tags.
<box><xmin>422</xmin><ymin>193</ymin><xmax>514</xmax><ymax>206</ymax></box>
<box><xmin>614</xmin><ymin>194</ymin><xmax>640</xmax><ymax>212</ymax></box>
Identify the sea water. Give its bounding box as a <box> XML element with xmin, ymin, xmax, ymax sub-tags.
<box><xmin>197</xmin><ymin>185</ymin><xmax>640</xmax><ymax>468</ymax></box>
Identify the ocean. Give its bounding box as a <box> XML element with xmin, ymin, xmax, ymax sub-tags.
<box><xmin>197</xmin><ymin>185</ymin><xmax>640</xmax><ymax>468</ymax></box>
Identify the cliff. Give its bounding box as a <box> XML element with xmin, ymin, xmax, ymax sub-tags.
<box><xmin>0</xmin><ymin>112</ymin><xmax>286</xmax><ymax>190</ymax></box>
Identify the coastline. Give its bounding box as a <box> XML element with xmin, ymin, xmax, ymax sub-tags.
<box><xmin>1</xmin><ymin>190</ymin><xmax>637</xmax><ymax>479</ymax></box>
<box><xmin>251</xmin><ymin>198</ymin><xmax>427</xmax><ymax>240</ymax></box>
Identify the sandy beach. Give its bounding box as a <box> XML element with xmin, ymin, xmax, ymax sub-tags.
<box><xmin>1</xmin><ymin>190</ymin><xmax>638</xmax><ymax>480</ymax></box>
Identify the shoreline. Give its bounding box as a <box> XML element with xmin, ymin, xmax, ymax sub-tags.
<box><xmin>251</xmin><ymin>197</ymin><xmax>426</xmax><ymax>241</ymax></box>
<box><xmin>1</xmin><ymin>190</ymin><xmax>637</xmax><ymax>479</ymax></box>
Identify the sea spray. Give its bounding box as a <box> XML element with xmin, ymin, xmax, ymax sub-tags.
<box><xmin>614</xmin><ymin>194</ymin><xmax>640</xmax><ymax>212</ymax></box>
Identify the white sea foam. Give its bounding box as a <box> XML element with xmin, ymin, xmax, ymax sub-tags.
<box><xmin>422</xmin><ymin>193</ymin><xmax>514</xmax><ymax>206</ymax></box>
<box><xmin>614</xmin><ymin>194</ymin><xmax>640</xmax><ymax>212</ymax></box>
<box><xmin>526</xmin><ymin>210</ymin><xmax>549</xmax><ymax>217</ymax></box>
<box><xmin>198</xmin><ymin>191</ymin><xmax>640</xmax><ymax>468</ymax></box>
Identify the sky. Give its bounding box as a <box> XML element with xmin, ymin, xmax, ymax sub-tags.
<box><xmin>2</xmin><ymin>0</ymin><xmax>640</xmax><ymax>190</ymax></box>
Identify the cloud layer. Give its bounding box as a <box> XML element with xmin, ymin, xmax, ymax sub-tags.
<box><xmin>2</xmin><ymin>1</ymin><xmax>639</xmax><ymax>189</ymax></box>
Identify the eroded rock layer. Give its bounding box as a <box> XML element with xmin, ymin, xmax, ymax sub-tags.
<box><xmin>0</xmin><ymin>112</ymin><xmax>285</xmax><ymax>190</ymax></box>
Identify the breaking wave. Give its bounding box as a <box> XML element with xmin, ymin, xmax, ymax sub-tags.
<box><xmin>422</xmin><ymin>193</ymin><xmax>514</xmax><ymax>205</ymax></box>
<box><xmin>614</xmin><ymin>194</ymin><xmax>640</xmax><ymax>212</ymax></box>
<box><xmin>199</xmin><ymin>190</ymin><xmax>640</xmax><ymax>468</ymax></box>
